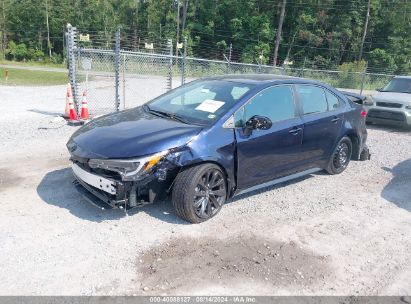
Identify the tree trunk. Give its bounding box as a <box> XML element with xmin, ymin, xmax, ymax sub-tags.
<box><xmin>273</xmin><ymin>0</ymin><xmax>287</xmax><ymax>67</ymax></box>
<box><xmin>181</xmin><ymin>0</ymin><xmax>189</xmax><ymax>36</ymax></box>
<box><xmin>1</xmin><ymin>0</ymin><xmax>7</xmax><ymax>59</ymax></box>
<box><xmin>359</xmin><ymin>0</ymin><xmax>371</xmax><ymax>61</ymax></box>
<box><xmin>134</xmin><ymin>0</ymin><xmax>139</xmax><ymax>51</ymax></box>
<box><xmin>176</xmin><ymin>0</ymin><xmax>180</xmax><ymax>56</ymax></box>
<box><xmin>285</xmin><ymin>31</ymin><xmax>297</xmax><ymax>61</ymax></box>
<box><xmin>45</xmin><ymin>0</ymin><xmax>51</xmax><ymax>58</ymax></box>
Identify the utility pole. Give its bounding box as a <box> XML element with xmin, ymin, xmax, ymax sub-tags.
<box><xmin>359</xmin><ymin>0</ymin><xmax>371</xmax><ymax>61</ymax></box>
<box><xmin>273</xmin><ymin>0</ymin><xmax>287</xmax><ymax>67</ymax></box>
<box><xmin>176</xmin><ymin>0</ymin><xmax>180</xmax><ymax>56</ymax></box>
<box><xmin>45</xmin><ymin>0</ymin><xmax>51</xmax><ymax>58</ymax></box>
<box><xmin>134</xmin><ymin>0</ymin><xmax>139</xmax><ymax>51</ymax></box>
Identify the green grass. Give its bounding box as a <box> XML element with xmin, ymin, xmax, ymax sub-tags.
<box><xmin>0</xmin><ymin>67</ymin><xmax>68</xmax><ymax>86</ymax></box>
<box><xmin>0</xmin><ymin>59</ymin><xmax>65</xmax><ymax>69</ymax></box>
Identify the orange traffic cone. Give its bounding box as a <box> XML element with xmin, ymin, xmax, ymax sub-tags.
<box><xmin>67</xmin><ymin>89</ymin><xmax>82</xmax><ymax>126</ymax></box>
<box><xmin>80</xmin><ymin>91</ymin><xmax>90</xmax><ymax>121</ymax></box>
<box><xmin>64</xmin><ymin>83</ymin><xmax>72</xmax><ymax>118</ymax></box>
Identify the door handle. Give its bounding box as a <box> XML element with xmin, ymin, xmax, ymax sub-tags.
<box><xmin>289</xmin><ymin>127</ymin><xmax>302</xmax><ymax>135</ymax></box>
<box><xmin>331</xmin><ymin>116</ymin><xmax>340</xmax><ymax>123</ymax></box>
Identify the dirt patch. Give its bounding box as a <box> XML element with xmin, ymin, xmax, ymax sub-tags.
<box><xmin>136</xmin><ymin>235</ymin><xmax>332</xmax><ymax>294</ymax></box>
<box><xmin>0</xmin><ymin>168</ymin><xmax>22</xmax><ymax>191</ymax></box>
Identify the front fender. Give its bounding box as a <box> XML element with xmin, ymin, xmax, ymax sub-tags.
<box><xmin>165</xmin><ymin>127</ymin><xmax>237</xmax><ymax>196</ymax></box>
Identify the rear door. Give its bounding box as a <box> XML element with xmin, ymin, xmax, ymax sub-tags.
<box><xmin>295</xmin><ymin>85</ymin><xmax>344</xmax><ymax>167</ymax></box>
<box><xmin>235</xmin><ymin>85</ymin><xmax>304</xmax><ymax>190</ymax></box>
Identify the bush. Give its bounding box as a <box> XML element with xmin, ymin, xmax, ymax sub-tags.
<box><xmin>5</xmin><ymin>41</ymin><xmax>47</xmax><ymax>62</ymax></box>
<box><xmin>337</xmin><ymin>61</ymin><xmax>366</xmax><ymax>89</ymax></box>
<box><xmin>6</xmin><ymin>41</ymin><xmax>29</xmax><ymax>61</ymax></box>
<box><xmin>367</xmin><ymin>49</ymin><xmax>397</xmax><ymax>74</ymax></box>
<box><xmin>51</xmin><ymin>53</ymin><xmax>63</xmax><ymax>64</ymax></box>
<box><xmin>31</xmin><ymin>49</ymin><xmax>45</xmax><ymax>61</ymax></box>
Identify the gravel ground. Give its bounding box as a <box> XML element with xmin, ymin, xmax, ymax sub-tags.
<box><xmin>0</xmin><ymin>81</ymin><xmax>410</xmax><ymax>296</ymax></box>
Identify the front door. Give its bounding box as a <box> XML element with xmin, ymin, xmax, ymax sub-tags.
<box><xmin>235</xmin><ymin>85</ymin><xmax>304</xmax><ymax>190</ymax></box>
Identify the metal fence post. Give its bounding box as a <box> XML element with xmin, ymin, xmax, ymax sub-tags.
<box><xmin>167</xmin><ymin>39</ymin><xmax>173</xmax><ymax>91</ymax></box>
<box><xmin>114</xmin><ymin>29</ymin><xmax>121</xmax><ymax>112</ymax></box>
<box><xmin>301</xmin><ymin>57</ymin><xmax>306</xmax><ymax>78</ymax></box>
<box><xmin>122</xmin><ymin>53</ymin><xmax>126</xmax><ymax>110</ymax></box>
<box><xmin>67</xmin><ymin>23</ymin><xmax>78</xmax><ymax>109</ymax></box>
<box><xmin>228</xmin><ymin>43</ymin><xmax>232</xmax><ymax>73</ymax></box>
<box><xmin>181</xmin><ymin>36</ymin><xmax>187</xmax><ymax>85</ymax></box>
<box><xmin>360</xmin><ymin>61</ymin><xmax>368</xmax><ymax>95</ymax></box>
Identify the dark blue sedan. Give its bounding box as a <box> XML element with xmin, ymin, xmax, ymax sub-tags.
<box><xmin>67</xmin><ymin>75</ymin><xmax>370</xmax><ymax>223</ymax></box>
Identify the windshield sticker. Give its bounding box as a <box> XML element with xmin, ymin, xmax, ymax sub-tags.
<box><xmin>195</xmin><ymin>99</ymin><xmax>225</xmax><ymax>113</ymax></box>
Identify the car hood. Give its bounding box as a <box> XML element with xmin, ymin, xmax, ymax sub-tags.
<box><xmin>67</xmin><ymin>107</ymin><xmax>203</xmax><ymax>159</ymax></box>
<box><xmin>372</xmin><ymin>92</ymin><xmax>411</xmax><ymax>104</ymax></box>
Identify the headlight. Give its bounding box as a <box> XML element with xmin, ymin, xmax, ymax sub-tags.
<box><xmin>89</xmin><ymin>150</ymin><xmax>169</xmax><ymax>181</ymax></box>
<box><xmin>363</xmin><ymin>96</ymin><xmax>374</xmax><ymax>106</ymax></box>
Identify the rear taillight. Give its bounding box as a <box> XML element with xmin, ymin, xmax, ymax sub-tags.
<box><xmin>361</xmin><ymin>110</ymin><xmax>367</xmax><ymax>118</ymax></box>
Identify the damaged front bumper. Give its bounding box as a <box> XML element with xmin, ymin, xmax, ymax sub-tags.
<box><xmin>72</xmin><ymin>163</ymin><xmax>126</xmax><ymax>209</ymax></box>
<box><xmin>70</xmin><ymin>156</ymin><xmax>179</xmax><ymax>210</ymax></box>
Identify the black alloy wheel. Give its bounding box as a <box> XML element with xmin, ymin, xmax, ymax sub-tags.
<box><xmin>193</xmin><ymin>168</ymin><xmax>226</xmax><ymax>219</ymax></box>
<box><xmin>172</xmin><ymin>163</ymin><xmax>227</xmax><ymax>223</ymax></box>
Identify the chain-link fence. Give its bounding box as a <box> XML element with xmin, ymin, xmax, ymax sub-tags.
<box><xmin>67</xmin><ymin>25</ymin><xmax>396</xmax><ymax>116</ymax></box>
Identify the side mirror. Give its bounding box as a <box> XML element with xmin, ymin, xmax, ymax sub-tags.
<box><xmin>376</xmin><ymin>88</ymin><xmax>382</xmax><ymax>92</ymax></box>
<box><xmin>244</xmin><ymin>115</ymin><xmax>272</xmax><ymax>136</ymax></box>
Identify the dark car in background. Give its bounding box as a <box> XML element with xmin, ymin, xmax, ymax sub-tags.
<box><xmin>67</xmin><ymin>75</ymin><xmax>370</xmax><ymax>223</ymax></box>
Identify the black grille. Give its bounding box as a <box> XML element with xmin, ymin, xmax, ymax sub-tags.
<box><xmin>367</xmin><ymin>109</ymin><xmax>406</xmax><ymax>122</ymax></box>
<box><xmin>376</xmin><ymin>102</ymin><xmax>403</xmax><ymax>108</ymax></box>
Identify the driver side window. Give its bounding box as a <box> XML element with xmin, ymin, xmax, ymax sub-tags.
<box><xmin>234</xmin><ymin>85</ymin><xmax>295</xmax><ymax>127</ymax></box>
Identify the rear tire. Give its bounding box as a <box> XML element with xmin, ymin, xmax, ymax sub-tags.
<box><xmin>326</xmin><ymin>136</ymin><xmax>352</xmax><ymax>175</ymax></box>
<box><xmin>172</xmin><ymin>163</ymin><xmax>227</xmax><ymax>223</ymax></box>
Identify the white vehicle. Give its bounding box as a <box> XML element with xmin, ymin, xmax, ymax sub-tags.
<box><xmin>365</xmin><ymin>76</ymin><xmax>411</xmax><ymax>127</ymax></box>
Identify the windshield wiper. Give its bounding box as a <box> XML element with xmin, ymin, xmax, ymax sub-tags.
<box><xmin>144</xmin><ymin>105</ymin><xmax>189</xmax><ymax>124</ymax></box>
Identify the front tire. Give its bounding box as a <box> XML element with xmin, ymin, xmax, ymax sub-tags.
<box><xmin>172</xmin><ymin>163</ymin><xmax>227</xmax><ymax>223</ymax></box>
<box><xmin>326</xmin><ymin>136</ymin><xmax>352</xmax><ymax>175</ymax></box>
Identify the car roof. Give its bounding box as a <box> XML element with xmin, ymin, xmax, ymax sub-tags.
<box><xmin>204</xmin><ymin>74</ymin><xmax>320</xmax><ymax>85</ymax></box>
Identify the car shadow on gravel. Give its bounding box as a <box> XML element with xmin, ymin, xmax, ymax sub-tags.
<box><xmin>36</xmin><ymin>168</ymin><xmax>188</xmax><ymax>224</ymax></box>
<box><xmin>381</xmin><ymin>159</ymin><xmax>411</xmax><ymax>212</ymax></box>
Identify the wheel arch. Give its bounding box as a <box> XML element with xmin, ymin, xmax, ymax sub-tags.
<box><xmin>176</xmin><ymin>159</ymin><xmax>233</xmax><ymax>196</ymax></box>
<box><xmin>345</xmin><ymin>132</ymin><xmax>361</xmax><ymax>160</ymax></box>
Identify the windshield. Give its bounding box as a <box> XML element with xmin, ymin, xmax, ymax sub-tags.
<box><xmin>145</xmin><ymin>80</ymin><xmax>254</xmax><ymax>125</ymax></box>
<box><xmin>382</xmin><ymin>78</ymin><xmax>411</xmax><ymax>94</ymax></box>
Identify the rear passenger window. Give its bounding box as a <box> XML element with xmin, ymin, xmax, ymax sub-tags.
<box><xmin>325</xmin><ymin>90</ymin><xmax>341</xmax><ymax>110</ymax></box>
<box><xmin>297</xmin><ymin>85</ymin><xmax>328</xmax><ymax>115</ymax></box>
